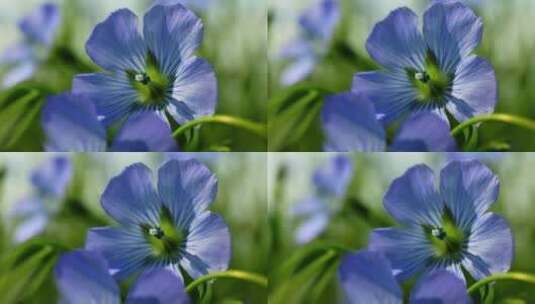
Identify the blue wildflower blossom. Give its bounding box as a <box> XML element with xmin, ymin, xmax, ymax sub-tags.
<box><xmin>42</xmin><ymin>93</ymin><xmax>178</xmax><ymax>152</ymax></box>
<box><xmin>353</xmin><ymin>0</ymin><xmax>496</xmax><ymax>125</ymax></box>
<box><xmin>10</xmin><ymin>156</ymin><xmax>72</xmax><ymax>243</ymax></box>
<box><xmin>55</xmin><ymin>249</ymin><xmax>190</xmax><ymax>304</ymax></box>
<box><xmin>279</xmin><ymin>0</ymin><xmax>340</xmax><ymax>85</ymax></box>
<box><xmin>369</xmin><ymin>160</ymin><xmax>513</xmax><ymax>283</ymax></box>
<box><xmin>292</xmin><ymin>155</ymin><xmax>353</xmax><ymax>244</ymax></box>
<box><xmin>0</xmin><ymin>3</ymin><xmax>60</xmax><ymax>87</ymax></box>
<box><xmin>339</xmin><ymin>250</ymin><xmax>471</xmax><ymax>304</ymax></box>
<box><xmin>85</xmin><ymin>159</ymin><xmax>231</xmax><ymax>282</ymax></box>
<box><xmin>73</xmin><ymin>2</ymin><xmax>217</xmax><ymax>127</ymax></box>
<box><xmin>322</xmin><ymin>92</ymin><xmax>457</xmax><ymax>152</ymax></box>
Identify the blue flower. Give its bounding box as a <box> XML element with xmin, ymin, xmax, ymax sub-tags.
<box><xmin>279</xmin><ymin>0</ymin><xmax>340</xmax><ymax>85</ymax></box>
<box><xmin>322</xmin><ymin>92</ymin><xmax>457</xmax><ymax>152</ymax></box>
<box><xmin>369</xmin><ymin>160</ymin><xmax>513</xmax><ymax>283</ymax></box>
<box><xmin>10</xmin><ymin>156</ymin><xmax>72</xmax><ymax>243</ymax></box>
<box><xmin>72</xmin><ymin>2</ymin><xmax>217</xmax><ymax>127</ymax></box>
<box><xmin>353</xmin><ymin>0</ymin><xmax>496</xmax><ymax>125</ymax></box>
<box><xmin>85</xmin><ymin>159</ymin><xmax>231</xmax><ymax>282</ymax></box>
<box><xmin>0</xmin><ymin>3</ymin><xmax>60</xmax><ymax>88</ymax></box>
<box><xmin>55</xmin><ymin>249</ymin><xmax>190</xmax><ymax>304</ymax></box>
<box><xmin>292</xmin><ymin>155</ymin><xmax>353</xmax><ymax>244</ymax></box>
<box><xmin>42</xmin><ymin>93</ymin><xmax>178</xmax><ymax>152</ymax></box>
<box><xmin>338</xmin><ymin>250</ymin><xmax>471</xmax><ymax>304</ymax></box>
<box><xmin>154</xmin><ymin>0</ymin><xmax>213</xmax><ymax>12</ymax></box>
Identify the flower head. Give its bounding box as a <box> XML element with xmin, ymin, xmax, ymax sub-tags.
<box><xmin>353</xmin><ymin>1</ymin><xmax>496</xmax><ymax>125</ymax></box>
<box><xmin>10</xmin><ymin>156</ymin><xmax>72</xmax><ymax>242</ymax></box>
<box><xmin>338</xmin><ymin>250</ymin><xmax>471</xmax><ymax>304</ymax></box>
<box><xmin>279</xmin><ymin>0</ymin><xmax>340</xmax><ymax>85</ymax></box>
<box><xmin>369</xmin><ymin>160</ymin><xmax>513</xmax><ymax>283</ymax></box>
<box><xmin>55</xmin><ymin>249</ymin><xmax>190</xmax><ymax>303</ymax></box>
<box><xmin>73</xmin><ymin>3</ymin><xmax>217</xmax><ymax>127</ymax></box>
<box><xmin>292</xmin><ymin>155</ymin><xmax>352</xmax><ymax>244</ymax></box>
<box><xmin>42</xmin><ymin>93</ymin><xmax>178</xmax><ymax>152</ymax></box>
<box><xmin>0</xmin><ymin>3</ymin><xmax>60</xmax><ymax>87</ymax></box>
<box><xmin>321</xmin><ymin>92</ymin><xmax>457</xmax><ymax>152</ymax></box>
<box><xmin>85</xmin><ymin>159</ymin><xmax>230</xmax><ymax>282</ymax></box>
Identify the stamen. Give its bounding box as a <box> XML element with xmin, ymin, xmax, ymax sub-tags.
<box><xmin>415</xmin><ymin>71</ymin><xmax>429</xmax><ymax>83</ymax></box>
<box><xmin>134</xmin><ymin>73</ymin><xmax>151</xmax><ymax>85</ymax></box>
<box><xmin>149</xmin><ymin>227</ymin><xmax>164</xmax><ymax>239</ymax></box>
<box><xmin>431</xmin><ymin>227</ymin><xmax>446</xmax><ymax>240</ymax></box>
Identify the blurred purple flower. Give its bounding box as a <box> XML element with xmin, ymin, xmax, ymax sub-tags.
<box><xmin>73</xmin><ymin>2</ymin><xmax>217</xmax><ymax>127</ymax></box>
<box><xmin>322</xmin><ymin>92</ymin><xmax>457</xmax><ymax>152</ymax></box>
<box><xmin>85</xmin><ymin>159</ymin><xmax>230</xmax><ymax>282</ymax></box>
<box><xmin>279</xmin><ymin>0</ymin><xmax>340</xmax><ymax>85</ymax></box>
<box><xmin>42</xmin><ymin>93</ymin><xmax>178</xmax><ymax>152</ymax></box>
<box><xmin>291</xmin><ymin>155</ymin><xmax>353</xmax><ymax>244</ymax></box>
<box><xmin>0</xmin><ymin>3</ymin><xmax>60</xmax><ymax>87</ymax></box>
<box><xmin>353</xmin><ymin>1</ymin><xmax>496</xmax><ymax>125</ymax></box>
<box><xmin>338</xmin><ymin>250</ymin><xmax>471</xmax><ymax>303</ymax></box>
<box><xmin>10</xmin><ymin>156</ymin><xmax>72</xmax><ymax>243</ymax></box>
<box><xmin>55</xmin><ymin>249</ymin><xmax>190</xmax><ymax>303</ymax></box>
<box><xmin>369</xmin><ymin>160</ymin><xmax>513</xmax><ymax>283</ymax></box>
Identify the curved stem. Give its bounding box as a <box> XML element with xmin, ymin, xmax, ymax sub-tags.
<box><xmin>172</xmin><ymin>115</ymin><xmax>267</xmax><ymax>139</ymax></box>
<box><xmin>185</xmin><ymin>270</ymin><xmax>268</xmax><ymax>292</ymax></box>
<box><xmin>451</xmin><ymin>113</ymin><xmax>535</xmax><ymax>137</ymax></box>
<box><xmin>467</xmin><ymin>272</ymin><xmax>535</xmax><ymax>294</ymax></box>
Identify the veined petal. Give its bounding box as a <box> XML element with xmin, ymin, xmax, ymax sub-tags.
<box><xmin>462</xmin><ymin>213</ymin><xmax>513</xmax><ymax>280</ymax></box>
<box><xmin>42</xmin><ymin>93</ymin><xmax>107</xmax><ymax>152</ymax></box>
<box><xmin>55</xmin><ymin>250</ymin><xmax>120</xmax><ymax>304</ymax></box>
<box><xmin>180</xmin><ymin>212</ymin><xmax>230</xmax><ymax>279</ymax></box>
<box><xmin>313</xmin><ymin>155</ymin><xmax>353</xmax><ymax>197</ymax></box>
<box><xmin>338</xmin><ymin>250</ymin><xmax>402</xmax><ymax>304</ymax></box>
<box><xmin>111</xmin><ymin>112</ymin><xmax>178</xmax><ymax>152</ymax></box>
<box><xmin>18</xmin><ymin>3</ymin><xmax>60</xmax><ymax>46</ymax></box>
<box><xmin>168</xmin><ymin>57</ymin><xmax>217</xmax><ymax>124</ymax></box>
<box><xmin>365</xmin><ymin>7</ymin><xmax>426</xmax><ymax>70</ymax></box>
<box><xmin>368</xmin><ymin>227</ymin><xmax>434</xmax><ymax>281</ymax></box>
<box><xmin>410</xmin><ymin>271</ymin><xmax>471</xmax><ymax>304</ymax></box>
<box><xmin>439</xmin><ymin>160</ymin><xmax>499</xmax><ymax>229</ymax></box>
<box><xmin>86</xmin><ymin>9</ymin><xmax>146</xmax><ymax>72</ymax></box>
<box><xmin>101</xmin><ymin>163</ymin><xmax>161</xmax><ymax>226</ymax></box>
<box><xmin>126</xmin><ymin>268</ymin><xmax>190</xmax><ymax>304</ymax></box>
<box><xmin>31</xmin><ymin>156</ymin><xmax>72</xmax><ymax>198</ymax></box>
<box><xmin>384</xmin><ymin>165</ymin><xmax>443</xmax><ymax>226</ymax></box>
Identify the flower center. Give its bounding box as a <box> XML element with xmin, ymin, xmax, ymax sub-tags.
<box><xmin>143</xmin><ymin>207</ymin><xmax>184</xmax><ymax>258</ymax></box>
<box><xmin>408</xmin><ymin>51</ymin><xmax>452</xmax><ymax>103</ymax></box>
<box><xmin>425</xmin><ymin>208</ymin><xmax>465</xmax><ymax>259</ymax></box>
<box><xmin>128</xmin><ymin>52</ymin><xmax>170</xmax><ymax>107</ymax></box>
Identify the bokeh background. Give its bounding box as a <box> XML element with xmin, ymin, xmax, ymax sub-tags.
<box><xmin>0</xmin><ymin>0</ymin><xmax>267</xmax><ymax>151</ymax></box>
<box><xmin>268</xmin><ymin>0</ymin><xmax>535</xmax><ymax>151</ymax></box>
<box><xmin>0</xmin><ymin>153</ymin><xmax>268</xmax><ymax>303</ymax></box>
<box><xmin>268</xmin><ymin>152</ymin><xmax>535</xmax><ymax>303</ymax></box>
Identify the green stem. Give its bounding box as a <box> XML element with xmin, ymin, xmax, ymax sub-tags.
<box><xmin>467</xmin><ymin>272</ymin><xmax>535</xmax><ymax>294</ymax></box>
<box><xmin>451</xmin><ymin>113</ymin><xmax>535</xmax><ymax>137</ymax></box>
<box><xmin>185</xmin><ymin>270</ymin><xmax>268</xmax><ymax>292</ymax></box>
<box><xmin>172</xmin><ymin>115</ymin><xmax>267</xmax><ymax>139</ymax></box>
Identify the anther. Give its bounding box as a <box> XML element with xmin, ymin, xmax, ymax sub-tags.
<box><xmin>415</xmin><ymin>71</ymin><xmax>429</xmax><ymax>83</ymax></box>
<box><xmin>135</xmin><ymin>73</ymin><xmax>151</xmax><ymax>85</ymax></box>
<box><xmin>149</xmin><ymin>227</ymin><xmax>164</xmax><ymax>239</ymax></box>
<box><xmin>431</xmin><ymin>227</ymin><xmax>446</xmax><ymax>240</ymax></box>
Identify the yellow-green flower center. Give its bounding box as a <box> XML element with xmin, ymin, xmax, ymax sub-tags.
<box><xmin>128</xmin><ymin>53</ymin><xmax>170</xmax><ymax>107</ymax></box>
<box><xmin>408</xmin><ymin>51</ymin><xmax>452</xmax><ymax>103</ymax></box>
<box><xmin>425</xmin><ymin>208</ymin><xmax>465</xmax><ymax>259</ymax></box>
<box><xmin>143</xmin><ymin>207</ymin><xmax>184</xmax><ymax>258</ymax></box>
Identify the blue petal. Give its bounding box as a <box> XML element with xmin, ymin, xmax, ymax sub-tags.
<box><xmin>42</xmin><ymin>93</ymin><xmax>107</xmax><ymax>152</ymax></box>
<box><xmin>167</xmin><ymin>57</ymin><xmax>217</xmax><ymax>124</ymax></box>
<box><xmin>462</xmin><ymin>213</ymin><xmax>513</xmax><ymax>280</ymax></box>
<box><xmin>280</xmin><ymin>56</ymin><xmax>316</xmax><ymax>86</ymax></box>
<box><xmin>72</xmin><ymin>73</ymin><xmax>139</xmax><ymax>126</ymax></box>
<box><xmin>0</xmin><ymin>43</ymin><xmax>33</xmax><ymax>65</ymax></box>
<box><xmin>368</xmin><ymin>227</ymin><xmax>434</xmax><ymax>281</ymax></box>
<box><xmin>31</xmin><ymin>156</ymin><xmax>72</xmax><ymax>198</ymax></box>
<box><xmin>390</xmin><ymin>112</ymin><xmax>457</xmax><ymax>152</ymax></box>
<box><xmin>338</xmin><ymin>250</ymin><xmax>402</xmax><ymax>304</ymax></box>
<box><xmin>157</xmin><ymin>159</ymin><xmax>217</xmax><ymax>223</ymax></box>
<box><xmin>143</xmin><ymin>3</ymin><xmax>203</xmax><ymax>76</ymax></box>
<box><xmin>291</xmin><ymin>197</ymin><xmax>328</xmax><ymax>217</ymax></box>
<box><xmin>321</xmin><ymin>92</ymin><xmax>386</xmax><ymax>151</ymax></box>
<box><xmin>85</xmin><ymin>227</ymin><xmax>152</xmax><ymax>280</ymax></box>
<box><xmin>2</xmin><ymin>62</ymin><xmax>36</xmax><ymax>88</ymax></box>
<box><xmin>384</xmin><ymin>164</ymin><xmax>443</xmax><ymax>226</ymax></box>
<box><xmin>54</xmin><ymin>250</ymin><xmax>120</xmax><ymax>304</ymax></box>
<box><xmin>352</xmin><ymin>71</ymin><xmax>419</xmax><ymax>124</ymax></box>
<box><xmin>423</xmin><ymin>1</ymin><xmax>482</xmax><ymax>73</ymax></box>
<box><xmin>85</xmin><ymin>9</ymin><xmax>146</xmax><ymax>72</ymax></box>
<box><xmin>410</xmin><ymin>271</ymin><xmax>471</xmax><ymax>304</ymax></box>
<box><xmin>298</xmin><ymin>0</ymin><xmax>340</xmax><ymax>41</ymax></box>
<box><xmin>10</xmin><ymin>198</ymin><xmax>48</xmax><ymax>243</ymax></box>
<box><xmin>439</xmin><ymin>160</ymin><xmax>499</xmax><ymax>230</ymax></box>
<box><xmin>101</xmin><ymin>163</ymin><xmax>161</xmax><ymax>226</ymax></box>
<box><xmin>180</xmin><ymin>212</ymin><xmax>230</xmax><ymax>279</ymax></box>
<box><xmin>126</xmin><ymin>268</ymin><xmax>190</xmax><ymax>304</ymax></box>
<box><xmin>313</xmin><ymin>155</ymin><xmax>353</xmax><ymax>197</ymax></box>
<box><xmin>295</xmin><ymin>212</ymin><xmax>329</xmax><ymax>244</ymax></box>
<box><xmin>447</xmin><ymin>56</ymin><xmax>497</xmax><ymax>122</ymax></box>
<box><xmin>111</xmin><ymin>112</ymin><xmax>178</xmax><ymax>152</ymax></box>
<box><xmin>18</xmin><ymin>3</ymin><xmax>60</xmax><ymax>46</ymax></box>
<box><xmin>365</xmin><ymin>7</ymin><xmax>426</xmax><ymax>70</ymax></box>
